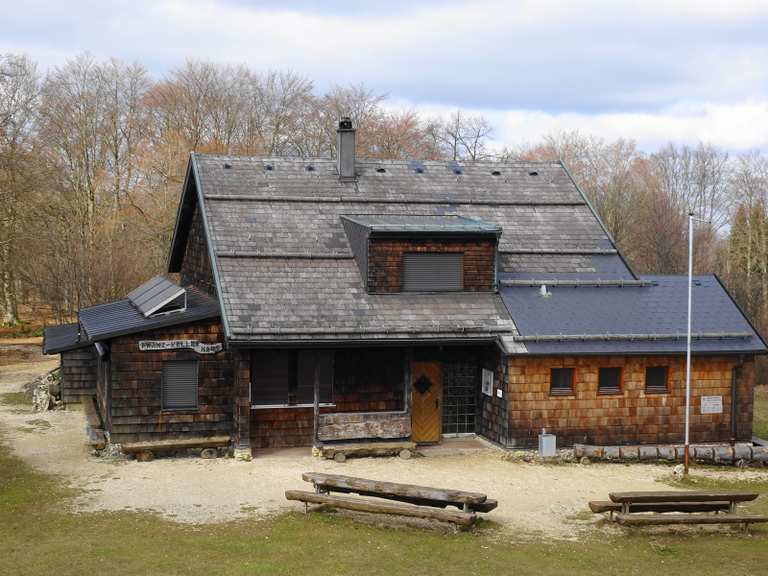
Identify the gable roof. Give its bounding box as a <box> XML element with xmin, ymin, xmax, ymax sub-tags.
<box><xmin>168</xmin><ymin>154</ymin><xmax>627</xmax><ymax>346</ymax></box>
<box><xmin>499</xmin><ymin>275</ymin><xmax>767</xmax><ymax>355</ymax></box>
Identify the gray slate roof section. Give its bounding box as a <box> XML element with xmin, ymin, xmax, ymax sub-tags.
<box><xmin>340</xmin><ymin>214</ymin><xmax>500</xmax><ymax>234</ymax></box>
<box><xmin>219</xmin><ymin>257</ymin><xmax>515</xmax><ymax>342</ymax></box>
<box><xmin>500</xmin><ymin>275</ymin><xmax>767</xmax><ymax>355</ymax></box>
<box><xmin>79</xmin><ymin>287</ymin><xmax>220</xmax><ymax>342</ymax></box>
<box><xmin>42</xmin><ymin>322</ymin><xmax>91</xmax><ymax>355</ymax></box>
<box><xmin>169</xmin><ymin>153</ymin><xmax>628</xmax><ymax>343</ymax></box>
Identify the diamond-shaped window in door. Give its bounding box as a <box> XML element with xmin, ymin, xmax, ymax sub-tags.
<box><xmin>414</xmin><ymin>375</ymin><xmax>433</xmax><ymax>395</ymax></box>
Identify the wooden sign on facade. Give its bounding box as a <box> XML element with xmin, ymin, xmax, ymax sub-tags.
<box><xmin>138</xmin><ymin>340</ymin><xmax>223</xmax><ymax>354</ymax></box>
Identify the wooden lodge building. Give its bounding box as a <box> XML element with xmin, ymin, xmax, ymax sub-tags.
<box><xmin>43</xmin><ymin>119</ymin><xmax>766</xmax><ymax>457</ymax></box>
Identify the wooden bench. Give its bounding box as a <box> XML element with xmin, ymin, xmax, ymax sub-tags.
<box><xmin>318</xmin><ymin>441</ymin><xmax>416</xmax><ymax>462</ymax></box>
<box><xmin>589</xmin><ymin>500</ymin><xmax>730</xmax><ymax>519</ymax></box>
<box><xmin>303</xmin><ymin>472</ymin><xmax>498</xmax><ymax>513</ymax></box>
<box><xmin>591</xmin><ymin>490</ymin><xmax>767</xmax><ymax>530</ymax></box>
<box><xmin>609</xmin><ymin>491</ymin><xmax>758</xmax><ymax>515</ymax></box>
<box><xmin>288</xmin><ymin>472</ymin><xmax>498</xmax><ymax>528</ymax></box>
<box><xmin>285</xmin><ymin>491</ymin><xmax>477</xmax><ymax>527</ymax></box>
<box><xmin>121</xmin><ymin>435</ymin><xmax>230</xmax><ymax>461</ymax></box>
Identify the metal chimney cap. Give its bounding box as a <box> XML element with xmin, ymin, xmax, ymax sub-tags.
<box><xmin>338</xmin><ymin>117</ymin><xmax>353</xmax><ymax>130</ymax></box>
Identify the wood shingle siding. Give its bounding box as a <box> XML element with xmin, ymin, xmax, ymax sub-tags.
<box><xmin>106</xmin><ymin>318</ymin><xmax>233</xmax><ymax>444</ymax></box>
<box><xmin>60</xmin><ymin>347</ymin><xmax>98</xmax><ymax>404</ymax></box>
<box><xmin>368</xmin><ymin>238</ymin><xmax>496</xmax><ymax>293</ymax></box>
<box><xmin>506</xmin><ymin>355</ymin><xmax>755</xmax><ymax>447</ymax></box>
<box><xmin>179</xmin><ymin>203</ymin><xmax>217</xmax><ymax>296</ymax></box>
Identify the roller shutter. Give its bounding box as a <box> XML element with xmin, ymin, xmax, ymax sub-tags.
<box><xmin>402</xmin><ymin>253</ymin><xmax>463</xmax><ymax>292</ymax></box>
<box><xmin>162</xmin><ymin>361</ymin><xmax>198</xmax><ymax>410</ymax></box>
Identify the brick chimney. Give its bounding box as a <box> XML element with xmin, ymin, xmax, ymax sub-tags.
<box><xmin>336</xmin><ymin>117</ymin><xmax>356</xmax><ymax>181</ymax></box>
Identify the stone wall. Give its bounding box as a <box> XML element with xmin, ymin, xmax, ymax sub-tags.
<box><xmin>106</xmin><ymin>318</ymin><xmax>233</xmax><ymax>444</ymax></box>
<box><xmin>367</xmin><ymin>237</ymin><xmax>496</xmax><ymax>293</ymax></box>
<box><xmin>506</xmin><ymin>355</ymin><xmax>754</xmax><ymax>447</ymax></box>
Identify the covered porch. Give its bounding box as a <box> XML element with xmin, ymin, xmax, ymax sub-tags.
<box><xmin>234</xmin><ymin>344</ymin><xmax>505</xmax><ymax>455</ymax></box>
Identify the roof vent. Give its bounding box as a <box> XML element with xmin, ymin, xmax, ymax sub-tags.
<box><xmin>448</xmin><ymin>160</ymin><xmax>463</xmax><ymax>175</ymax></box>
<box><xmin>528</xmin><ymin>170</ymin><xmax>539</xmax><ymax>176</ymax></box>
<box><xmin>223</xmin><ymin>162</ymin><xmax>232</xmax><ymax>169</ymax></box>
<box><xmin>491</xmin><ymin>170</ymin><xmax>501</xmax><ymax>176</ymax></box>
<box><xmin>376</xmin><ymin>167</ymin><xmax>386</xmax><ymax>173</ymax></box>
<box><xmin>265</xmin><ymin>164</ymin><xmax>274</xmax><ymax>171</ymax></box>
<box><xmin>305</xmin><ymin>165</ymin><xmax>315</xmax><ymax>172</ymax></box>
<box><xmin>408</xmin><ymin>159</ymin><xmax>426</xmax><ymax>174</ymax></box>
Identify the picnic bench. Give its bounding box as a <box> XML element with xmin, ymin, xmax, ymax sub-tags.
<box><xmin>286</xmin><ymin>472</ymin><xmax>497</xmax><ymax>529</ymax></box>
<box><xmin>589</xmin><ymin>490</ymin><xmax>768</xmax><ymax>530</ymax></box>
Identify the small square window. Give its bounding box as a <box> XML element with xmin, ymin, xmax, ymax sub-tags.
<box><xmin>550</xmin><ymin>368</ymin><xmax>574</xmax><ymax>395</ymax></box>
<box><xmin>162</xmin><ymin>360</ymin><xmax>198</xmax><ymax>410</ymax></box>
<box><xmin>598</xmin><ymin>367</ymin><xmax>622</xmax><ymax>395</ymax></box>
<box><xmin>645</xmin><ymin>366</ymin><xmax>668</xmax><ymax>394</ymax></box>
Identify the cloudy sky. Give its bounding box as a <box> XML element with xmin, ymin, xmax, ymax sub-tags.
<box><xmin>3</xmin><ymin>0</ymin><xmax>767</xmax><ymax>151</ymax></box>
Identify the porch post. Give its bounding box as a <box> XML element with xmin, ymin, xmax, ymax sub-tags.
<box><xmin>313</xmin><ymin>356</ymin><xmax>320</xmax><ymax>447</ymax></box>
<box><xmin>233</xmin><ymin>350</ymin><xmax>252</xmax><ymax>461</ymax></box>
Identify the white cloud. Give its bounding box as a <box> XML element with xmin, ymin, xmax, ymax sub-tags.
<box><xmin>2</xmin><ymin>0</ymin><xmax>767</xmax><ymax>151</ymax></box>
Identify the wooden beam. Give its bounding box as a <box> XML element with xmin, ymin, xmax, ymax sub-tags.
<box><xmin>609</xmin><ymin>491</ymin><xmax>758</xmax><ymax>504</ymax></box>
<box><xmin>285</xmin><ymin>490</ymin><xmax>477</xmax><ymax>526</ymax></box>
<box><xmin>121</xmin><ymin>435</ymin><xmax>230</xmax><ymax>454</ymax></box>
<box><xmin>302</xmin><ymin>472</ymin><xmax>487</xmax><ymax>505</ymax></box>
<box><xmin>615</xmin><ymin>513</ymin><xmax>768</xmax><ymax>526</ymax></box>
<box><xmin>589</xmin><ymin>501</ymin><xmax>731</xmax><ymax>514</ymax></box>
<box><xmin>313</xmin><ymin>356</ymin><xmax>319</xmax><ymax>447</ymax></box>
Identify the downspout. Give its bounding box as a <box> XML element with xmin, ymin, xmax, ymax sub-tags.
<box><xmin>731</xmin><ymin>355</ymin><xmax>745</xmax><ymax>445</ymax></box>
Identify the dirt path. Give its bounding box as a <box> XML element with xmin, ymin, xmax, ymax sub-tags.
<box><xmin>2</xmin><ymin>346</ymin><xmax>753</xmax><ymax>540</ymax></box>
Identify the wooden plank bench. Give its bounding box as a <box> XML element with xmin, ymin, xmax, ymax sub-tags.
<box><xmin>318</xmin><ymin>441</ymin><xmax>416</xmax><ymax>462</ymax></box>
<box><xmin>597</xmin><ymin>490</ymin><xmax>766</xmax><ymax>530</ymax></box>
<box><xmin>121</xmin><ymin>435</ymin><xmax>230</xmax><ymax>461</ymax></box>
<box><xmin>302</xmin><ymin>472</ymin><xmax>498</xmax><ymax>513</ymax></box>
<box><xmin>286</xmin><ymin>490</ymin><xmax>477</xmax><ymax>527</ymax></box>
<box><xmin>589</xmin><ymin>500</ymin><xmax>730</xmax><ymax>520</ymax></box>
<box><xmin>615</xmin><ymin>513</ymin><xmax>768</xmax><ymax>528</ymax></box>
<box><xmin>609</xmin><ymin>491</ymin><xmax>758</xmax><ymax>514</ymax></box>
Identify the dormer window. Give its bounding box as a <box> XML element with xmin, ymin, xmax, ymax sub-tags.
<box><xmin>341</xmin><ymin>215</ymin><xmax>500</xmax><ymax>294</ymax></box>
<box><xmin>127</xmin><ymin>276</ymin><xmax>187</xmax><ymax>318</ymax></box>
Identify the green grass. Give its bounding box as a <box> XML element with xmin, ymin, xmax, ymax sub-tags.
<box><xmin>1</xmin><ymin>429</ymin><xmax>768</xmax><ymax>575</ymax></box>
<box><xmin>754</xmin><ymin>385</ymin><xmax>768</xmax><ymax>440</ymax></box>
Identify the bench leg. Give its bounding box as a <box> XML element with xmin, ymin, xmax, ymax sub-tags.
<box><xmin>622</xmin><ymin>502</ymin><xmax>629</xmax><ymax>515</ymax></box>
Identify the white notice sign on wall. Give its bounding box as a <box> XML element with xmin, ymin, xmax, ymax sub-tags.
<box><xmin>481</xmin><ymin>369</ymin><xmax>494</xmax><ymax>396</ymax></box>
<box><xmin>700</xmin><ymin>395</ymin><xmax>723</xmax><ymax>415</ymax></box>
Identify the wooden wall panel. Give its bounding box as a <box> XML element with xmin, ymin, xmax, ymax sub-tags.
<box><xmin>506</xmin><ymin>355</ymin><xmax>755</xmax><ymax>447</ymax></box>
<box><xmin>179</xmin><ymin>203</ymin><xmax>217</xmax><ymax>296</ymax></box>
<box><xmin>60</xmin><ymin>347</ymin><xmax>98</xmax><ymax>403</ymax></box>
<box><xmin>367</xmin><ymin>238</ymin><xmax>496</xmax><ymax>293</ymax></box>
<box><xmin>107</xmin><ymin>318</ymin><xmax>233</xmax><ymax>444</ymax></box>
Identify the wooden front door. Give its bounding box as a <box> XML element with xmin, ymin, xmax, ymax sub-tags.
<box><xmin>411</xmin><ymin>361</ymin><xmax>442</xmax><ymax>444</ymax></box>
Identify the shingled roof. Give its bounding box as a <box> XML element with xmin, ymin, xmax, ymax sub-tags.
<box><xmin>499</xmin><ymin>275</ymin><xmax>767</xmax><ymax>355</ymax></box>
<box><xmin>168</xmin><ymin>153</ymin><xmax>626</xmax><ymax>346</ymax></box>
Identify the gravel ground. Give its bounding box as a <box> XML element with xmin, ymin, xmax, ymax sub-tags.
<box><xmin>3</xmin><ymin>345</ymin><xmax>765</xmax><ymax>540</ymax></box>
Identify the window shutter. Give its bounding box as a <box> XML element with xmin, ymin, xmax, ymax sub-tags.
<box><xmin>402</xmin><ymin>253</ymin><xmax>463</xmax><ymax>292</ymax></box>
<box><xmin>162</xmin><ymin>361</ymin><xmax>198</xmax><ymax>410</ymax></box>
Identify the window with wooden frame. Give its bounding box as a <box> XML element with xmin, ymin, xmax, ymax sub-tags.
<box><xmin>645</xmin><ymin>366</ymin><xmax>669</xmax><ymax>394</ymax></box>
<box><xmin>250</xmin><ymin>350</ymin><xmax>333</xmax><ymax>407</ymax></box>
<box><xmin>598</xmin><ymin>367</ymin><xmax>622</xmax><ymax>395</ymax></box>
<box><xmin>550</xmin><ymin>367</ymin><xmax>574</xmax><ymax>395</ymax></box>
<box><xmin>162</xmin><ymin>360</ymin><xmax>199</xmax><ymax>411</ymax></box>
